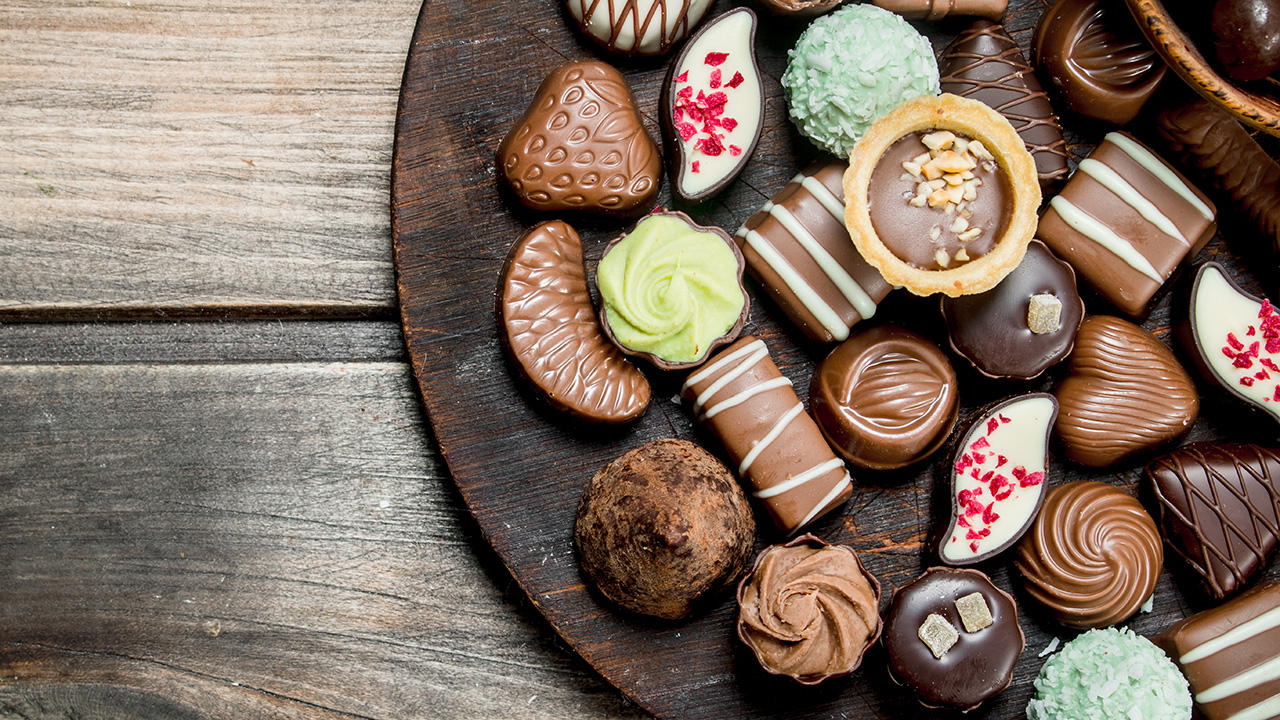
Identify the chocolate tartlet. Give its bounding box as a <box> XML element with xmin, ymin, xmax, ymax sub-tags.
<box><xmin>843</xmin><ymin>93</ymin><xmax>1040</xmax><ymax>297</ymax></box>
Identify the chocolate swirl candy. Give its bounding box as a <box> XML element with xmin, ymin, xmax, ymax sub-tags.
<box><xmin>565</xmin><ymin>0</ymin><xmax>713</xmax><ymax>55</ymax></box>
<box><xmin>1016</xmin><ymin>480</ymin><xmax>1162</xmax><ymax>629</ymax></box>
<box><xmin>736</xmin><ymin>534</ymin><xmax>881</xmax><ymax>684</ymax></box>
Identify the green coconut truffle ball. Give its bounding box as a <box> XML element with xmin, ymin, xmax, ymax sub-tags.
<box><xmin>1027</xmin><ymin>628</ymin><xmax>1191</xmax><ymax>720</ymax></box>
<box><xmin>781</xmin><ymin>4</ymin><xmax>939</xmax><ymax>157</ymax></box>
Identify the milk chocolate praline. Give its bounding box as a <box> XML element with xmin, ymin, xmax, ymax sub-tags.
<box><xmin>736</xmin><ymin>534</ymin><xmax>881</xmax><ymax>684</ymax></box>
<box><xmin>810</xmin><ymin>325</ymin><xmax>958</xmax><ymax>470</ymax></box>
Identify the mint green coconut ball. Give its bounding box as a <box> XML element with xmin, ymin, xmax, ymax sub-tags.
<box><xmin>1027</xmin><ymin>628</ymin><xmax>1191</xmax><ymax>720</ymax></box>
<box><xmin>781</xmin><ymin>4</ymin><xmax>939</xmax><ymax>157</ymax></box>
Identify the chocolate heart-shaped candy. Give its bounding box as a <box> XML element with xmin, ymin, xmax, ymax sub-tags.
<box><xmin>1053</xmin><ymin>316</ymin><xmax>1198</xmax><ymax>467</ymax></box>
<box><xmin>497</xmin><ymin>60</ymin><xmax>661</xmax><ymax>217</ymax></box>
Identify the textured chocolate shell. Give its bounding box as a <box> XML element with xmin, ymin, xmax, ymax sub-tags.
<box><xmin>1015</xmin><ymin>480</ymin><xmax>1162</xmax><ymax>629</ymax></box>
<box><xmin>1053</xmin><ymin>316</ymin><xmax>1199</xmax><ymax>468</ymax></box>
<box><xmin>1147</xmin><ymin>442</ymin><xmax>1280</xmax><ymax>600</ymax></box>
<box><xmin>497</xmin><ymin>221</ymin><xmax>651</xmax><ymax>424</ymax></box>
<box><xmin>497</xmin><ymin>60</ymin><xmax>661</xmax><ymax>217</ymax></box>
<box><xmin>564</xmin><ymin>0</ymin><xmax>714</xmax><ymax>56</ymax></box>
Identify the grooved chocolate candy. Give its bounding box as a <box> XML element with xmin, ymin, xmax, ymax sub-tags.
<box><xmin>1053</xmin><ymin>316</ymin><xmax>1199</xmax><ymax>468</ymax></box>
<box><xmin>497</xmin><ymin>60</ymin><xmax>661</xmax><ymax>217</ymax></box>
<box><xmin>1147</xmin><ymin>443</ymin><xmax>1280</xmax><ymax>600</ymax></box>
<box><xmin>565</xmin><ymin>0</ymin><xmax>713</xmax><ymax>55</ymax></box>
<box><xmin>497</xmin><ymin>221</ymin><xmax>651</xmax><ymax>424</ymax></box>
<box><xmin>939</xmin><ymin>20</ymin><xmax>1068</xmax><ymax>190</ymax></box>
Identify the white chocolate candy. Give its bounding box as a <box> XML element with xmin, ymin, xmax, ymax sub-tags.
<box><xmin>566</xmin><ymin>0</ymin><xmax>714</xmax><ymax>55</ymax></box>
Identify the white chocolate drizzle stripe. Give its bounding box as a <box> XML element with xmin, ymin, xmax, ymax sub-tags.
<box><xmin>754</xmin><ymin>457</ymin><xmax>846</xmax><ymax>499</ymax></box>
<box><xmin>1181</xmin><ymin>605</ymin><xmax>1280</xmax><ymax>663</ymax></box>
<box><xmin>762</xmin><ymin>201</ymin><xmax>878</xmax><ymax>321</ymax></box>
<box><xmin>683</xmin><ymin>338</ymin><xmax>764</xmax><ymax>391</ymax></box>
<box><xmin>794</xmin><ymin>471</ymin><xmax>852</xmax><ymax>531</ymax></box>
<box><xmin>1197</xmin><ymin>653</ymin><xmax>1280</xmax><ymax>704</ymax></box>
<box><xmin>701</xmin><ymin>375</ymin><xmax>792</xmax><ymax>420</ymax></box>
<box><xmin>738</xmin><ymin>227</ymin><xmax>849</xmax><ymax>340</ymax></box>
<box><xmin>690</xmin><ymin>344</ymin><xmax>769</xmax><ymax>414</ymax></box>
<box><xmin>1049</xmin><ymin>196</ymin><xmax>1164</xmax><ymax>283</ymax></box>
<box><xmin>739</xmin><ymin>401</ymin><xmax>803</xmax><ymax>476</ymax></box>
<box><xmin>1227</xmin><ymin>695</ymin><xmax>1280</xmax><ymax>720</ymax></box>
<box><xmin>1078</xmin><ymin>158</ymin><xmax>1189</xmax><ymax>246</ymax></box>
<box><xmin>799</xmin><ymin>174</ymin><xmax>845</xmax><ymax>222</ymax></box>
<box><xmin>1106</xmin><ymin>132</ymin><xmax>1214</xmax><ymax>222</ymax></box>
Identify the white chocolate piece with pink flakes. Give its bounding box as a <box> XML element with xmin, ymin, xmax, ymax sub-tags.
<box><xmin>1188</xmin><ymin>263</ymin><xmax>1280</xmax><ymax>424</ymax></box>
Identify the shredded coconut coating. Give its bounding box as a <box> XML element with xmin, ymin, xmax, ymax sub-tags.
<box><xmin>781</xmin><ymin>4</ymin><xmax>939</xmax><ymax>157</ymax></box>
<box><xmin>1027</xmin><ymin>628</ymin><xmax>1191</xmax><ymax>720</ymax></box>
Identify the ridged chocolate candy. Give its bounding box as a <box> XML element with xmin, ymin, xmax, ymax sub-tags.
<box><xmin>565</xmin><ymin>0</ymin><xmax>713</xmax><ymax>55</ymax></box>
<box><xmin>1147</xmin><ymin>443</ymin><xmax>1280</xmax><ymax>600</ymax></box>
<box><xmin>1054</xmin><ymin>316</ymin><xmax>1199</xmax><ymax>468</ymax></box>
<box><xmin>1015</xmin><ymin>480</ymin><xmax>1162</xmax><ymax>629</ymax></box>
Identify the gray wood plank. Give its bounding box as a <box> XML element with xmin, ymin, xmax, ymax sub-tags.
<box><xmin>0</xmin><ymin>361</ymin><xmax>645</xmax><ymax>719</ymax></box>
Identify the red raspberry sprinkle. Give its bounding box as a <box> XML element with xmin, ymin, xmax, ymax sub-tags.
<box><xmin>1242</xmin><ymin>376</ymin><xmax>1256</xmax><ymax>387</ymax></box>
<box><xmin>677</xmin><ymin>85</ymin><xmax>693</xmax><ymax>100</ymax></box>
<box><xmin>1011</xmin><ymin>466</ymin><xmax>1026</xmax><ymax>481</ymax></box>
<box><xmin>1019</xmin><ymin>471</ymin><xmax>1044</xmax><ymax>487</ymax></box>
<box><xmin>1235</xmin><ymin>354</ymin><xmax>1255</xmax><ymax>370</ymax></box>
<box><xmin>994</xmin><ymin>487</ymin><xmax>1013</xmax><ymax>501</ymax></box>
<box><xmin>971</xmin><ymin>437</ymin><xmax>990</xmax><ymax>451</ymax></box>
<box><xmin>695</xmin><ymin>134</ymin><xmax>724</xmax><ymax>157</ymax></box>
<box><xmin>970</xmin><ymin>541</ymin><xmax>981</xmax><ymax>552</ymax></box>
<box><xmin>980</xmin><ymin>528</ymin><xmax>991</xmax><ymax>537</ymax></box>
<box><xmin>956</xmin><ymin>454</ymin><xmax>973</xmax><ymax>472</ymax></box>
<box><xmin>721</xmin><ymin>118</ymin><xmax>738</xmax><ymax>132</ymax></box>
<box><xmin>1258</xmin><ymin>370</ymin><xmax>1271</xmax><ymax>380</ymax></box>
<box><xmin>674</xmin><ymin>70</ymin><xmax>688</xmax><ymax>83</ymax></box>
<box><xmin>1224</xmin><ymin>346</ymin><xmax>1239</xmax><ymax>359</ymax></box>
<box><xmin>999</xmin><ymin>414</ymin><xmax>1011</xmax><ymax>424</ymax></box>
<box><xmin>1268</xmin><ymin>337</ymin><xmax>1280</xmax><ymax>354</ymax></box>
<box><xmin>726</xmin><ymin>71</ymin><xmax>745</xmax><ymax>89</ymax></box>
<box><xmin>1263</xmin><ymin>299</ymin><xmax>1274</xmax><ymax>318</ymax></box>
<box><xmin>728</xmin><ymin>145</ymin><xmax>742</xmax><ymax>156</ymax></box>
<box><xmin>982</xmin><ymin>503</ymin><xmax>1000</xmax><ymax>525</ymax></box>
<box><xmin>958</xmin><ymin>489</ymin><xmax>973</xmax><ymax>506</ymax></box>
<box><xmin>1273</xmin><ymin>386</ymin><xmax>1280</xmax><ymax>401</ymax></box>
<box><xmin>958</xmin><ymin>515</ymin><xmax>971</xmax><ymax>528</ymax></box>
<box><xmin>690</xmin><ymin>160</ymin><xmax>700</xmax><ymax>173</ymax></box>
<box><xmin>708</xmin><ymin>69</ymin><xmax>722</xmax><ymax>89</ymax></box>
<box><xmin>972</xmin><ymin>451</ymin><xmax>986</xmax><ymax>465</ymax></box>
<box><xmin>987</xmin><ymin>418</ymin><xmax>1000</xmax><ymax>435</ymax></box>
<box><xmin>966</xmin><ymin>499</ymin><xmax>984</xmax><ymax>517</ymax></box>
<box><xmin>1249</xmin><ymin>326</ymin><xmax>1258</xmax><ymax>336</ymax></box>
<box><xmin>980</xmin><ymin>470</ymin><xmax>994</xmax><ymax>485</ymax></box>
<box><xmin>1229</xmin><ymin>333</ymin><xmax>1245</xmax><ymax>351</ymax></box>
<box><xmin>967</xmin><ymin>529</ymin><xmax>981</xmax><ymax>540</ymax></box>
<box><xmin>705</xmin><ymin>52</ymin><xmax>728</xmax><ymax>66</ymax></box>
<box><xmin>675</xmin><ymin>122</ymin><xmax>697</xmax><ymax>141</ymax></box>
<box><xmin>995</xmin><ymin>454</ymin><xmax>1007</xmax><ymax>468</ymax></box>
<box><xmin>1263</xmin><ymin>358</ymin><xmax>1280</xmax><ymax>372</ymax></box>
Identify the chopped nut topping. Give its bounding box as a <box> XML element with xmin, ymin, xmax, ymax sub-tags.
<box><xmin>930</xmin><ymin>225</ymin><xmax>942</xmax><ymax>242</ymax></box>
<box><xmin>902</xmin><ymin>161</ymin><xmax>922</xmax><ymax>178</ymax></box>
<box><xmin>901</xmin><ymin>130</ymin><xmax>999</xmax><ymax>267</ymax></box>
<box><xmin>954</xmin><ymin>247</ymin><xmax>970</xmax><ymax>262</ymax></box>
<box><xmin>958</xmin><ymin>227</ymin><xmax>983</xmax><ymax>242</ymax></box>
<box><xmin>969</xmin><ymin>139</ymin><xmax>994</xmax><ymax>162</ymax></box>
<box><xmin>950</xmin><ymin>216</ymin><xmax>969</xmax><ymax>234</ymax></box>
<box><xmin>922</xmin><ymin>130</ymin><xmax>957</xmax><ymax>152</ymax></box>
<box><xmin>935</xmin><ymin>248</ymin><xmax>951</xmax><ymax>267</ymax></box>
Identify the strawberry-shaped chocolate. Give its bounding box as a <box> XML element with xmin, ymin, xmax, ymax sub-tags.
<box><xmin>497</xmin><ymin>60</ymin><xmax>661</xmax><ymax>217</ymax></box>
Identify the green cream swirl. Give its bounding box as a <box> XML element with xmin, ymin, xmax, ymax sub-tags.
<box><xmin>598</xmin><ymin>214</ymin><xmax>744</xmax><ymax>364</ymax></box>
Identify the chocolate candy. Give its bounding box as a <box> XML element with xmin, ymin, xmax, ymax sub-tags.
<box><xmin>1156</xmin><ymin>99</ymin><xmax>1280</xmax><ymax>260</ymax></box>
<box><xmin>940</xmin><ymin>393</ymin><xmax>1056</xmax><ymax>565</ymax></box>
<box><xmin>1179</xmin><ymin>262</ymin><xmax>1280</xmax><ymax>429</ymax></box>
<box><xmin>497</xmin><ymin>60</ymin><xmax>661</xmax><ymax>217</ymax></box>
<box><xmin>871</xmin><ymin>0</ymin><xmax>1007</xmax><ymax>21</ymax></box>
<box><xmin>1147</xmin><ymin>443</ymin><xmax>1280</xmax><ymax>600</ymax></box>
<box><xmin>1038</xmin><ymin>132</ymin><xmax>1217</xmax><ymax>318</ymax></box>
<box><xmin>1054</xmin><ymin>316</ymin><xmax>1199</xmax><ymax>468</ymax></box>
<box><xmin>497</xmin><ymin>221</ymin><xmax>651</xmax><ymax>424</ymax></box>
<box><xmin>736</xmin><ymin>534</ymin><xmax>881</xmax><ymax>684</ymax></box>
<box><xmin>1015</xmin><ymin>480</ymin><xmax>1162</xmax><ymax>629</ymax></box>
<box><xmin>1211</xmin><ymin>0</ymin><xmax>1280</xmax><ymax>82</ymax></box>
<box><xmin>1032</xmin><ymin>0</ymin><xmax>1166</xmax><ymax>125</ymax></box>
<box><xmin>681</xmin><ymin>336</ymin><xmax>852</xmax><ymax>534</ymax></box>
<box><xmin>883</xmin><ymin>567</ymin><xmax>1023</xmax><ymax>710</ymax></box>
<box><xmin>810</xmin><ymin>325</ymin><xmax>958</xmax><ymax>470</ymax></box>
<box><xmin>565</xmin><ymin>0</ymin><xmax>713</xmax><ymax>56</ymax></box>
<box><xmin>752</xmin><ymin>0</ymin><xmax>841</xmax><ymax>18</ymax></box>
<box><xmin>940</xmin><ymin>239</ymin><xmax>1084</xmax><ymax>380</ymax></box>
<box><xmin>661</xmin><ymin>7</ymin><xmax>763</xmax><ymax>203</ymax></box>
<box><xmin>939</xmin><ymin>20</ymin><xmax>1068</xmax><ymax>190</ymax></box>
<box><xmin>735</xmin><ymin>159</ymin><xmax>893</xmax><ymax>343</ymax></box>
<box><xmin>1156</xmin><ymin>581</ymin><xmax>1280</xmax><ymax>720</ymax></box>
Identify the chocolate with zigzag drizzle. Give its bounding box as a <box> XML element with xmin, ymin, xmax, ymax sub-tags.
<box><xmin>565</xmin><ymin>0</ymin><xmax>713</xmax><ymax>55</ymax></box>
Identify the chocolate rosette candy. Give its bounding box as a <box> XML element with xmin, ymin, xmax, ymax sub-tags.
<box><xmin>1015</xmin><ymin>480</ymin><xmax>1162</xmax><ymax>629</ymax></box>
<box><xmin>736</xmin><ymin>534</ymin><xmax>881</xmax><ymax>684</ymax></box>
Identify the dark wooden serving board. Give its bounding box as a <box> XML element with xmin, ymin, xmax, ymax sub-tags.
<box><xmin>390</xmin><ymin>1</ymin><xmax>1280</xmax><ymax>718</ymax></box>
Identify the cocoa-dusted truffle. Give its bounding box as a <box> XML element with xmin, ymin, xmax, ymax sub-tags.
<box><xmin>575</xmin><ymin>439</ymin><xmax>756</xmax><ymax>620</ymax></box>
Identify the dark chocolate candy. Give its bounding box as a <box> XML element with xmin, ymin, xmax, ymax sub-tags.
<box><xmin>939</xmin><ymin>20</ymin><xmax>1068</xmax><ymax>190</ymax></box>
<box><xmin>735</xmin><ymin>159</ymin><xmax>894</xmax><ymax>343</ymax></box>
<box><xmin>1054</xmin><ymin>316</ymin><xmax>1199</xmax><ymax>468</ymax></box>
<box><xmin>872</xmin><ymin>0</ymin><xmax>1006</xmax><ymax>21</ymax></box>
<box><xmin>682</xmin><ymin>336</ymin><xmax>853</xmax><ymax>534</ymax></box>
<box><xmin>661</xmin><ymin>7</ymin><xmax>763</xmax><ymax>203</ymax></box>
<box><xmin>1038</xmin><ymin>131</ymin><xmax>1217</xmax><ymax>318</ymax></box>
<box><xmin>497</xmin><ymin>60</ymin><xmax>661</xmax><ymax>217</ymax></box>
<box><xmin>883</xmin><ymin>567</ymin><xmax>1023</xmax><ymax>711</ymax></box>
<box><xmin>1155</xmin><ymin>581</ymin><xmax>1280</xmax><ymax>720</ymax></box>
<box><xmin>1032</xmin><ymin>0</ymin><xmax>1165</xmax><ymax>125</ymax></box>
<box><xmin>497</xmin><ymin>220</ymin><xmax>651</xmax><ymax>424</ymax></box>
<box><xmin>1147</xmin><ymin>442</ymin><xmax>1280</xmax><ymax>601</ymax></box>
<box><xmin>940</xmin><ymin>239</ymin><xmax>1084</xmax><ymax>380</ymax></box>
<box><xmin>810</xmin><ymin>325</ymin><xmax>958</xmax><ymax>470</ymax></box>
<box><xmin>565</xmin><ymin>0</ymin><xmax>713</xmax><ymax>56</ymax></box>
<box><xmin>940</xmin><ymin>393</ymin><xmax>1056</xmax><ymax>565</ymax></box>
<box><xmin>753</xmin><ymin>0</ymin><xmax>841</xmax><ymax>18</ymax></box>
<box><xmin>1211</xmin><ymin>0</ymin><xmax>1280</xmax><ymax>82</ymax></box>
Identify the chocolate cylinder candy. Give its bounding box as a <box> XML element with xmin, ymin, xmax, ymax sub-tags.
<box><xmin>1038</xmin><ymin>132</ymin><xmax>1217</xmax><ymax>318</ymax></box>
<box><xmin>940</xmin><ymin>239</ymin><xmax>1084</xmax><ymax>380</ymax></box>
<box><xmin>810</xmin><ymin>325</ymin><xmax>958</xmax><ymax>470</ymax></box>
<box><xmin>682</xmin><ymin>336</ymin><xmax>853</xmax><ymax>534</ymax></box>
<box><xmin>497</xmin><ymin>60</ymin><xmax>661</xmax><ymax>217</ymax></box>
<box><xmin>497</xmin><ymin>221</ymin><xmax>651</xmax><ymax>424</ymax></box>
<box><xmin>661</xmin><ymin>7</ymin><xmax>764</xmax><ymax>203</ymax></box>
<box><xmin>939</xmin><ymin>20</ymin><xmax>1068</xmax><ymax>191</ymax></box>
<box><xmin>1054</xmin><ymin>316</ymin><xmax>1199</xmax><ymax>468</ymax></box>
<box><xmin>565</xmin><ymin>0</ymin><xmax>714</xmax><ymax>56</ymax></box>
<box><xmin>883</xmin><ymin>567</ymin><xmax>1023</xmax><ymax>710</ymax></box>
<box><xmin>1032</xmin><ymin>0</ymin><xmax>1166</xmax><ymax>125</ymax></box>
<box><xmin>1156</xmin><ymin>582</ymin><xmax>1280</xmax><ymax>720</ymax></box>
<box><xmin>1147</xmin><ymin>443</ymin><xmax>1280</xmax><ymax>600</ymax></box>
<box><xmin>735</xmin><ymin>160</ymin><xmax>894</xmax><ymax>343</ymax></box>
<box><xmin>1016</xmin><ymin>480</ymin><xmax>1162</xmax><ymax>629</ymax></box>
<box><xmin>872</xmin><ymin>0</ymin><xmax>1007</xmax><ymax>21</ymax></box>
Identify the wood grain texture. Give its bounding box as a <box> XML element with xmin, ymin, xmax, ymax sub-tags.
<box><xmin>392</xmin><ymin>1</ymin><xmax>1278</xmax><ymax>718</ymax></box>
<box><xmin>0</xmin><ymin>0</ymin><xmax>419</xmax><ymax>319</ymax></box>
<box><xmin>0</xmin><ymin>361</ymin><xmax>646</xmax><ymax>720</ymax></box>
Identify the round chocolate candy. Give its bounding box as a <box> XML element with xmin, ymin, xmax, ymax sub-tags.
<box><xmin>940</xmin><ymin>239</ymin><xmax>1084</xmax><ymax>380</ymax></box>
<box><xmin>810</xmin><ymin>325</ymin><xmax>959</xmax><ymax>470</ymax></box>
<box><xmin>883</xmin><ymin>566</ymin><xmax>1024</xmax><ymax>710</ymax></box>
